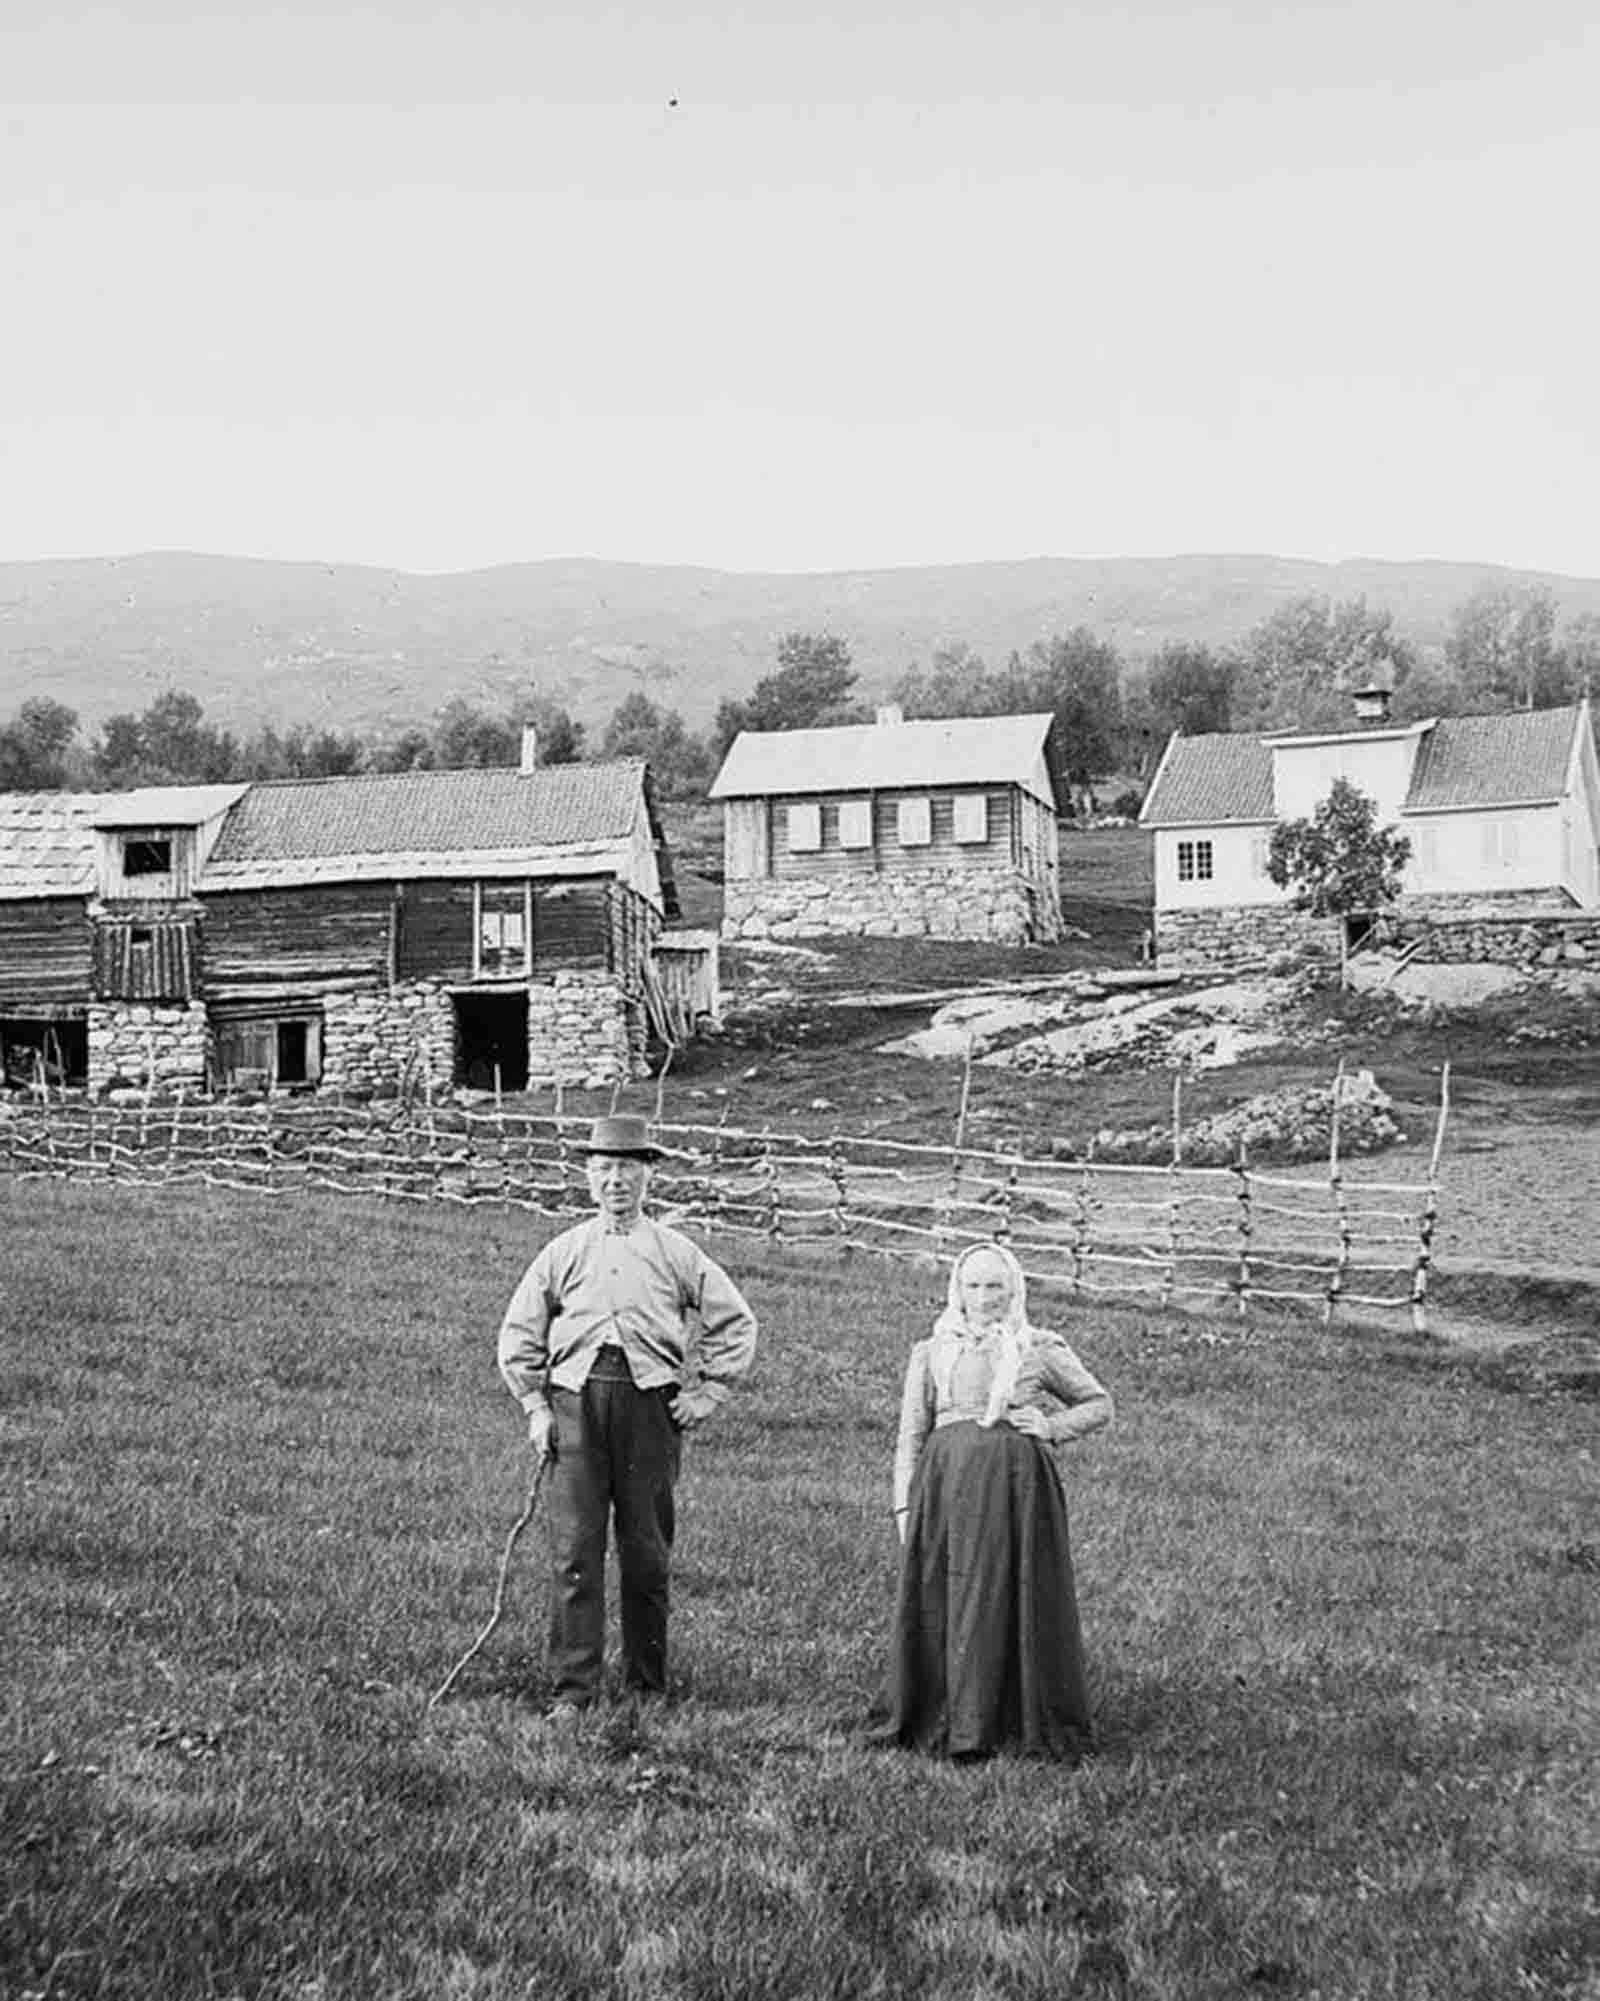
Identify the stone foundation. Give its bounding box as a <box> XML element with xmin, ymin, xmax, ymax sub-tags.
<box><xmin>1158</xmin><ymin>894</ymin><xmax>1599</xmax><ymax>977</ymax></box>
<box><xmin>1396</xmin><ymin>908</ymin><xmax>1600</xmax><ymax>968</ymax></box>
<box><xmin>527</xmin><ymin>971</ymin><xmax>641</xmax><ymax>1087</ymax></box>
<box><xmin>88</xmin><ymin>1000</ymin><xmax>210</xmax><ymax>1098</ymax></box>
<box><xmin>1153</xmin><ymin>905</ymin><xmax>1339</xmax><ymax>976</ymax></box>
<box><xmin>723</xmin><ymin>866</ymin><xmax>1055</xmax><ymax>945</ymax></box>
<box><xmin>322</xmin><ymin>982</ymin><xmax>455</xmax><ymax>1097</ymax></box>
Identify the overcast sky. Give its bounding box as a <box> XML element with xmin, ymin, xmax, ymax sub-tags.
<box><xmin>3</xmin><ymin>0</ymin><xmax>1596</xmax><ymax>578</ymax></box>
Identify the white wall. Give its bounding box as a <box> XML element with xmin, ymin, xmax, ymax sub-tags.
<box><xmin>1153</xmin><ymin>824</ymin><xmax>1281</xmax><ymax>909</ymax></box>
<box><xmin>1403</xmin><ymin>806</ymin><xmax>1563</xmax><ymax>897</ymax></box>
<box><xmin>1272</xmin><ymin>731</ymin><xmax>1421</xmax><ymax>824</ymax></box>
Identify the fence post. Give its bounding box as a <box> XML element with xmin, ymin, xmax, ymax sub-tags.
<box><xmin>1233</xmin><ymin>1138</ymin><xmax>1252</xmax><ymax>1319</ymax></box>
<box><xmin>763</xmin><ymin>1135</ymin><xmax>782</xmax><ymax>1244</ymax></box>
<box><xmin>1324</xmin><ymin>1058</ymin><xmax>1348</xmax><ymax>1326</ymax></box>
<box><xmin>828</xmin><ymin>1133</ymin><xmax>850</xmax><ymax>1250</ymax></box>
<box><xmin>1161</xmin><ymin>1070</ymin><xmax>1183</xmax><ymax>1310</ymax></box>
<box><xmin>1410</xmin><ymin>1062</ymin><xmax>1452</xmax><ymax>1336</ymax></box>
<box><xmin>1071</xmin><ymin>1140</ymin><xmax>1095</xmax><ymax>1297</ymax></box>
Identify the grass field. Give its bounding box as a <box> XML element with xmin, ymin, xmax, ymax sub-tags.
<box><xmin>4</xmin><ymin>1182</ymin><xmax>1597</xmax><ymax>2000</ymax></box>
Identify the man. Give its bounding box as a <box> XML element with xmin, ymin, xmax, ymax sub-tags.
<box><xmin>497</xmin><ymin>1112</ymin><xmax>758</xmax><ymax>1717</ymax></box>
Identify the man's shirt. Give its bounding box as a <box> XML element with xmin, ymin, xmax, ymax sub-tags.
<box><xmin>497</xmin><ymin>1213</ymin><xmax>758</xmax><ymax>1416</ymax></box>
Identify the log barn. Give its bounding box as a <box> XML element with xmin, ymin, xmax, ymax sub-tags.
<box><xmin>710</xmin><ymin>707</ymin><xmax>1065</xmax><ymax>944</ymax></box>
<box><xmin>0</xmin><ymin>754</ymin><xmax>680</xmax><ymax>1097</ymax></box>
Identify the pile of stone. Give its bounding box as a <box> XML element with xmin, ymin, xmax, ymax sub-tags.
<box><xmin>888</xmin><ymin>974</ymin><xmax>1305</xmax><ymax>1076</ymax></box>
<box><xmin>1078</xmin><ymin>1070</ymin><xmax>1404</xmax><ymax>1166</ymax></box>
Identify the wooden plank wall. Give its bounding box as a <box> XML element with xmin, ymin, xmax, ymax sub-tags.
<box><xmin>0</xmin><ymin>899</ymin><xmax>93</xmax><ymax>1007</ymax></box>
<box><xmin>536</xmin><ymin>881</ymin><xmax>611</xmax><ymax>971</ymax></box>
<box><xmin>203</xmin><ymin>884</ymin><xmax>393</xmax><ymax>988</ymax></box>
<box><xmin>604</xmin><ymin>882</ymin><xmax>659</xmax><ymax>992</ymax></box>
<box><xmin>92</xmin><ymin>916</ymin><xmax>201</xmax><ymax>1001</ymax></box>
<box><xmin>395</xmin><ymin>881</ymin><xmax>474</xmax><ymax>981</ymax></box>
<box><xmin>762</xmin><ymin>787</ymin><xmax>1017</xmax><ymax>881</ymax></box>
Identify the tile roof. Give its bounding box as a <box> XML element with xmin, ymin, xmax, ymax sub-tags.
<box><xmin>1139</xmin><ymin>733</ymin><xmax>1274</xmax><ymax>826</ymax></box>
<box><xmin>1141</xmin><ymin>705</ymin><xmax>1586</xmax><ymax>826</ymax></box>
<box><xmin>0</xmin><ymin>792</ymin><xmax>102</xmax><ymax>900</ymax></box>
<box><xmin>1403</xmin><ymin>705</ymin><xmax>1580</xmax><ymax>811</ymax></box>
<box><xmin>709</xmin><ymin>713</ymin><xmax>1060</xmax><ymax>810</ymax></box>
<box><xmin>207</xmin><ymin>761</ymin><xmax>651</xmax><ymax>869</ymax></box>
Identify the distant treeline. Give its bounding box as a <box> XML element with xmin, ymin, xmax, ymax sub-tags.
<box><xmin>3</xmin><ymin>581</ymin><xmax>1594</xmax><ymax>806</ymax></box>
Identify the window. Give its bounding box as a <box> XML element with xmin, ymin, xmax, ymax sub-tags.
<box><xmin>1481</xmin><ymin>818</ymin><xmax>1519</xmax><ymax>868</ymax></box>
<box><xmin>476</xmin><ymin>884</ymin><xmax>530</xmax><ymax>977</ymax></box>
<box><xmin>838</xmin><ymin>799</ymin><xmax>873</xmax><ymax>850</ymax></box>
<box><xmin>1177</xmin><ymin>839</ymin><xmax>1214</xmax><ymax>883</ymax></box>
<box><xmin>123</xmin><ymin>838</ymin><xmax>171</xmax><ymax>876</ymax></box>
<box><xmin>953</xmin><ymin>794</ymin><xmax>989</xmax><ymax>845</ymax></box>
<box><xmin>212</xmin><ymin>1011</ymin><xmax>322</xmax><ymax>1091</ymax></box>
<box><xmin>130</xmin><ymin>927</ymin><xmax>153</xmax><ymax>951</ymax></box>
<box><xmin>897</xmin><ymin>796</ymin><xmax>932</xmax><ymax>847</ymax></box>
<box><xmin>1249</xmin><ymin>835</ymin><xmax>1270</xmax><ymax>879</ymax></box>
<box><xmin>786</xmin><ymin>802</ymin><xmax>822</xmax><ymax>852</ymax></box>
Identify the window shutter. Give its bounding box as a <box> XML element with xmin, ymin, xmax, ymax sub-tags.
<box><xmin>787</xmin><ymin>802</ymin><xmax>822</xmax><ymax>852</ymax></box>
<box><xmin>838</xmin><ymin>799</ymin><xmax>873</xmax><ymax>849</ymax></box>
<box><xmin>897</xmin><ymin>797</ymin><xmax>932</xmax><ymax>847</ymax></box>
<box><xmin>953</xmin><ymin>794</ymin><xmax>988</xmax><ymax>844</ymax></box>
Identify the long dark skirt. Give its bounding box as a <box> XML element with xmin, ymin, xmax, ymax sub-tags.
<box><xmin>871</xmin><ymin>1421</ymin><xmax>1094</xmax><ymax>1760</ymax></box>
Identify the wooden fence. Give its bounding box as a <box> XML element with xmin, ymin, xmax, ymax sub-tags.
<box><xmin>0</xmin><ymin>1064</ymin><xmax>1451</xmax><ymax>1330</ymax></box>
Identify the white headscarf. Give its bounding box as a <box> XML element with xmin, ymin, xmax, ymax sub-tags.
<box><xmin>931</xmin><ymin>1240</ymin><xmax>1035</xmax><ymax>1426</ymax></box>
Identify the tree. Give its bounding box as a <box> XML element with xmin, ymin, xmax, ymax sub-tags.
<box><xmin>1009</xmin><ymin>627</ymin><xmax>1124</xmax><ymax>793</ymax></box>
<box><xmin>1266</xmin><ymin>777</ymin><xmax>1411</xmax><ymax>983</ymax></box>
<box><xmin>1143</xmin><ymin>642</ymin><xmax>1237</xmax><ymax>739</ymax></box>
<box><xmin>1445</xmin><ymin>584</ymin><xmax>1571</xmax><ymax>710</ymax></box>
<box><xmin>889</xmin><ymin>641</ymin><xmax>1013</xmax><ymax>720</ymax></box>
<box><xmin>713</xmin><ymin>631</ymin><xmax>860</xmax><ymax>756</ymax></box>
<box><xmin>599</xmin><ymin>692</ymin><xmax>712</xmax><ymax>800</ymax></box>
<box><xmin>1237</xmin><ymin>596</ymin><xmax>1419</xmax><ymax>731</ymax></box>
<box><xmin>91</xmin><ymin>689</ymin><xmax>236</xmax><ymax>786</ymax></box>
<box><xmin>0</xmin><ymin>697</ymin><xmax>80</xmax><ymax>788</ymax></box>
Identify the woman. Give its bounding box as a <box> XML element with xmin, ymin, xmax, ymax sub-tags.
<box><xmin>872</xmin><ymin>1240</ymin><xmax>1113</xmax><ymax>1761</ymax></box>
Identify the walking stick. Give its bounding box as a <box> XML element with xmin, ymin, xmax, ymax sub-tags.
<box><xmin>426</xmin><ymin>1455</ymin><xmax>548</xmax><ymax>1714</ymax></box>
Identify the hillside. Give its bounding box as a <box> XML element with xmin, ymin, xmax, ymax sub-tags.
<box><xmin>4</xmin><ymin>550</ymin><xmax>1598</xmax><ymax>739</ymax></box>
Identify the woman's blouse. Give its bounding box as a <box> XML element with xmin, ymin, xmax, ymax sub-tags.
<box><xmin>892</xmin><ymin>1329</ymin><xmax>1113</xmax><ymax>1516</ymax></box>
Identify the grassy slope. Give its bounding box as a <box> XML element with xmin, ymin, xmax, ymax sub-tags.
<box><xmin>5</xmin><ymin>1184</ymin><xmax>1596</xmax><ymax>2000</ymax></box>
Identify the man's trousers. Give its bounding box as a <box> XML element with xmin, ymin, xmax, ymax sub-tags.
<box><xmin>546</xmin><ymin>1359</ymin><xmax>682</xmax><ymax>1703</ymax></box>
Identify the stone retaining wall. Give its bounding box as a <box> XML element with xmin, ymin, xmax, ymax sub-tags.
<box><xmin>723</xmin><ymin>865</ymin><xmax>1052</xmax><ymax>945</ymax></box>
<box><xmin>1153</xmin><ymin>905</ymin><xmax>1339</xmax><ymax>975</ymax></box>
<box><xmin>1395</xmin><ymin>909</ymin><xmax>1600</xmax><ymax>968</ymax></box>
<box><xmin>88</xmin><ymin>1000</ymin><xmax>210</xmax><ymax>1097</ymax></box>
<box><xmin>527</xmin><ymin>971</ymin><xmax>640</xmax><ymax>1087</ymax></box>
<box><xmin>322</xmin><ymin>982</ymin><xmax>455</xmax><ymax>1097</ymax></box>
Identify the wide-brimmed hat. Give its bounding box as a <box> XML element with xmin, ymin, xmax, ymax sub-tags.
<box><xmin>580</xmin><ymin>1114</ymin><xmax>663</xmax><ymax>1161</ymax></box>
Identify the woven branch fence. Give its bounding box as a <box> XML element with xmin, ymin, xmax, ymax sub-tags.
<box><xmin>0</xmin><ymin>1062</ymin><xmax>1452</xmax><ymax>1331</ymax></box>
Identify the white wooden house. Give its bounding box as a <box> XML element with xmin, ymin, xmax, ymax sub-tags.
<box><xmin>1140</xmin><ymin>695</ymin><xmax>1600</xmax><ymax>967</ymax></box>
<box><xmin>709</xmin><ymin>709</ymin><xmax>1065</xmax><ymax>944</ymax></box>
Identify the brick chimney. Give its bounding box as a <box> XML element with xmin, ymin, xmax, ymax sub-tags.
<box><xmin>1352</xmin><ymin>685</ymin><xmax>1393</xmax><ymax>727</ymax></box>
<box><xmin>875</xmin><ymin>703</ymin><xmax>904</xmax><ymax>727</ymax></box>
<box><xmin>519</xmin><ymin>724</ymin><xmax>539</xmax><ymax>773</ymax></box>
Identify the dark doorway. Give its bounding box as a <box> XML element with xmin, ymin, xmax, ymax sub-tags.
<box><xmin>454</xmin><ymin>991</ymin><xmax>529</xmax><ymax>1092</ymax></box>
<box><xmin>0</xmin><ymin>1016</ymin><xmax>88</xmax><ymax>1089</ymax></box>
<box><xmin>276</xmin><ymin>1020</ymin><xmax>310</xmax><ymax>1086</ymax></box>
<box><xmin>1344</xmin><ymin>913</ymin><xmax>1377</xmax><ymax>955</ymax></box>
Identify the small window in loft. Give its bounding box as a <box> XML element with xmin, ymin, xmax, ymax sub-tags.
<box><xmin>787</xmin><ymin>802</ymin><xmax>822</xmax><ymax>853</ymax></box>
<box><xmin>897</xmin><ymin>796</ymin><xmax>932</xmax><ymax>847</ymax></box>
<box><xmin>953</xmin><ymin>794</ymin><xmax>988</xmax><ymax>844</ymax></box>
<box><xmin>130</xmin><ymin>927</ymin><xmax>153</xmax><ymax>951</ymax></box>
<box><xmin>124</xmin><ymin>838</ymin><xmax>172</xmax><ymax>877</ymax></box>
<box><xmin>838</xmin><ymin>799</ymin><xmax>873</xmax><ymax>850</ymax></box>
<box><xmin>477</xmin><ymin>890</ymin><xmax>529</xmax><ymax>976</ymax></box>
